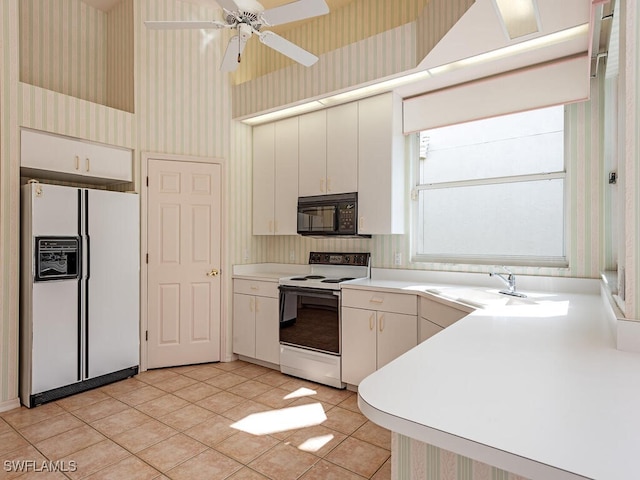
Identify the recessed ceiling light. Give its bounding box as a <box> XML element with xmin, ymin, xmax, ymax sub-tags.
<box><xmin>493</xmin><ymin>0</ymin><xmax>540</xmax><ymax>40</ymax></box>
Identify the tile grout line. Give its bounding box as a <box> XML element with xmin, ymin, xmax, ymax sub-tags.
<box><xmin>1</xmin><ymin>361</ymin><xmax>391</xmax><ymax>480</ymax></box>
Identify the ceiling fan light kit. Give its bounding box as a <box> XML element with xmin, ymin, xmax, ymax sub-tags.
<box><xmin>145</xmin><ymin>0</ymin><xmax>330</xmax><ymax>72</ymax></box>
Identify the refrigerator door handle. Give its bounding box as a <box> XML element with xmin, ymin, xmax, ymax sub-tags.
<box><xmin>77</xmin><ymin>189</ymin><xmax>83</xmax><ymax>382</ymax></box>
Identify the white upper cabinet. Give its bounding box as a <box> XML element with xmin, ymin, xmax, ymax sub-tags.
<box><xmin>327</xmin><ymin>102</ymin><xmax>358</xmax><ymax>195</ymax></box>
<box><xmin>21</xmin><ymin>129</ymin><xmax>132</xmax><ymax>184</ymax></box>
<box><xmin>252</xmin><ymin>123</ymin><xmax>276</xmax><ymax>235</ymax></box>
<box><xmin>357</xmin><ymin>93</ymin><xmax>405</xmax><ymax>235</ymax></box>
<box><xmin>252</xmin><ymin>118</ymin><xmax>299</xmax><ymax>235</ymax></box>
<box><xmin>299</xmin><ymin>103</ymin><xmax>358</xmax><ymax>197</ymax></box>
<box><xmin>274</xmin><ymin>117</ymin><xmax>299</xmax><ymax>235</ymax></box>
<box><xmin>298</xmin><ymin>110</ymin><xmax>327</xmax><ymax>196</ymax></box>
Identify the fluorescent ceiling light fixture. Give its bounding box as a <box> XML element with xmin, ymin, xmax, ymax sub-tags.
<box><xmin>242</xmin><ymin>70</ymin><xmax>430</xmax><ymax>124</ymax></box>
<box><xmin>318</xmin><ymin>70</ymin><xmax>431</xmax><ymax>106</ymax></box>
<box><xmin>428</xmin><ymin>23</ymin><xmax>589</xmax><ymax>76</ymax></box>
<box><xmin>243</xmin><ymin>100</ymin><xmax>324</xmax><ymax>125</ymax></box>
<box><xmin>494</xmin><ymin>0</ymin><xmax>539</xmax><ymax>39</ymax></box>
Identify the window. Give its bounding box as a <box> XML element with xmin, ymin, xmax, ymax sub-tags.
<box><xmin>413</xmin><ymin>105</ymin><xmax>566</xmax><ymax>267</ymax></box>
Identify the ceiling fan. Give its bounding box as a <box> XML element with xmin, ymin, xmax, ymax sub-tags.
<box><xmin>145</xmin><ymin>0</ymin><xmax>329</xmax><ymax>72</ymax></box>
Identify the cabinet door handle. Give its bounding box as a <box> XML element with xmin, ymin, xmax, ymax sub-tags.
<box><xmin>250</xmin><ymin>285</ymin><xmax>259</xmax><ymax>291</ymax></box>
<box><xmin>370</xmin><ymin>296</ymin><xmax>384</xmax><ymax>304</ymax></box>
<box><xmin>379</xmin><ymin>314</ymin><xmax>385</xmax><ymax>332</ymax></box>
<box><xmin>320</xmin><ymin>178</ymin><xmax>325</xmax><ymax>193</ymax></box>
<box><xmin>359</xmin><ymin>217</ymin><xmax>365</xmax><ymax>231</ymax></box>
<box><xmin>250</xmin><ymin>297</ymin><xmax>255</xmax><ymax>312</ymax></box>
<box><xmin>75</xmin><ymin>155</ymin><xmax>80</xmax><ymax>170</ymax></box>
<box><xmin>85</xmin><ymin>158</ymin><xmax>90</xmax><ymax>172</ymax></box>
<box><xmin>369</xmin><ymin>313</ymin><xmax>375</xmax><ymax>331</ymax></box>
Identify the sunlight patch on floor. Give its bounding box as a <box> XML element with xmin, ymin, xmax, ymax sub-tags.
<box><xmin>283</xmin><ymin>387</ymin><xmax>317</xmax><ymax>400</ymax></box>
<box><xmin>292</xmin><ymin>433</ymin><xmax>335</xmax><ymax>452</ymax></box>
<box><xmin>231</xmin><ymin>402</ymin><xmax>327</xmax><ymax>435</ymax></box>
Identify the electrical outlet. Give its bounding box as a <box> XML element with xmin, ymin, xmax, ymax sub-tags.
<box><xmin>289</xmin><ymin>250</ymin><xmax>295</xmax><ymax>262</ymax></box>
<box><xmin>394</xmin><ymin>252</ymin><xmax>402</xmax><ymax>266</ymax></box>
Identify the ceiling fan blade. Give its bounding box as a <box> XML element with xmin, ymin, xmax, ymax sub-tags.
<box><xmin>258</xmin><ymin>30</ymin><xmax>318</xmax><ymax>67</ymax></box>
<box><xmin>221</xmin><ymin>34</ymin><xmax>249</xmax><ymax>72</ymax></box>
<box><xmin>144</xmin><ymin>20</ymin><xmax>227</xmax><ymax>30</ymax></box>
<box><xmin>261</xmin><ymin>0</ymin><xmax>329</xmax><ymax>27</ymax></box>
<box><xmin>215</xmin><ymin>0</ymin><xmax>241</xmax><ymax>11</ymax></box>
<box><xmin>234</xmin><ymin>0</ymin><xmax>265</xmax><ymax>13</ymax></box>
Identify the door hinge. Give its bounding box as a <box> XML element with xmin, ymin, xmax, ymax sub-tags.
<box><xmin>146</xmin><ymin>176</ymin><xmax>149</xmax><ymax>187</ymax></box>
<box><xmin>145</xmin><ymin>330</ymin><xmax>148</xmax><ymax>341</ymax></box>
<box><xmin>146</xmin><ymin>253</ymin><xmax>149</xmax><ymax>264</ymax></box>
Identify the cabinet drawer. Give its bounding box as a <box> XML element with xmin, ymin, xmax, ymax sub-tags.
<box><xmin>420</xmin><ymin>296</ymin><xmax>469</xmax><ymax>328</ymax></box>
<box><xmin>342</xmin><ymin>289</ymin><xmax>417</xmax><ymax>315</ymax></box>
<box><xmin>233</xmin><ymin>279</ymin><xmax>279</xmax><ymax>298</ymax></box>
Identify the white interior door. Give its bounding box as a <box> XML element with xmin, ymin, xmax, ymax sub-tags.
<box><xmin>147</xmin><ymin>159</ymin><xmax>222</xmax><ymax>368</ymax></box>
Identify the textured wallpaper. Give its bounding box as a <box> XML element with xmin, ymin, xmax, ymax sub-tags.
<box><xmin>19</xmin><ymin>0</ymin><xmax>108</xmax><ymax>106</ymax></box>
<box><xmin>234</xmin><ymin>0</ymin><xmax>431</xmax><ymax>84</ymax></box>
<box><xmin>394</xmin><ymin>434</ymin><xmax>530</xmax><ymax>480</ymax></box>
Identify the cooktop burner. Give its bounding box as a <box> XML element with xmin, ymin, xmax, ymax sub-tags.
<box><xmin>278</xmin><ymin>252</ymin><xmax>371</xmax><ymax>290</ymax></box>
<box><xmin>321</xmin><ymin>277</ymin><xmax>356</xmax><ymax>283</ymax></box>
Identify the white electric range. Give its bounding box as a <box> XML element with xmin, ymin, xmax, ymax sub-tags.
<box><xmin>278</xmin><ymin>252</ymin><xmax>370</xmax><ymax>388</ymax></box>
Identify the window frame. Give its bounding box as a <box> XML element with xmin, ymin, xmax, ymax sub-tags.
<box><xmin>410</xmin><ymin>107</ymin><xmax>569</xmax><ymax>268</ymax></box>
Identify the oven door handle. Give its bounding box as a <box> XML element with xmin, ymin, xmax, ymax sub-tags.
<box><xmin>278</xmin><ymin>285</ymin><xmax>340</xmax><ymax>297</ymax></box>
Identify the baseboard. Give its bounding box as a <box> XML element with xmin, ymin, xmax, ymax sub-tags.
<box><xmin>0</xmin><ymin>397</ymin><xmax>21</xmax><ymax>413</ymax></box>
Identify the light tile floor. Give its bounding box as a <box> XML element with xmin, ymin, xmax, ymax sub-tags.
<box><xmin>0</xmin><ymin>361</ymin><xmax>391</xmax><ymax>480</ymax></box>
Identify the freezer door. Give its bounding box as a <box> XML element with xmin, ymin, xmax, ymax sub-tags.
<box><xmin>27</xmin><ymin>183</ymin><xmax>82</xmax><ymax>394</ymax></box>
<box><xmin>31</xmin><ymin>281</ymin><xmax>81</xmax><ymax>392</ymax></box>
<box><xmin>85</xmin><ymin>189</ymin><xmax>140</xmax><ymax>378</ymax></box>
<box><xmin>30</xmin><ymin>183</ymin><xmax>80</xmax><ymax>236</ymax></box>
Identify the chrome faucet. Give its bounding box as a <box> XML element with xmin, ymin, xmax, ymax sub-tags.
<box><xmin>489</xmin><ymin>266</ymin><xmax>527</xmax><ymax>298</ymax></box>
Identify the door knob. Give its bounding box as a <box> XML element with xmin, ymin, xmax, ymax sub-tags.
<box><xmin>207</xmin><ymin>269</ymin><xmax>220</xmax><ymax>277</ymax></box>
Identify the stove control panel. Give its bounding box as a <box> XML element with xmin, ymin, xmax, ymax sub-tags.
<box><xmin>308</xmin><ymin>252</ymin><xmax>370</xmax><ymax>266</ymax></box>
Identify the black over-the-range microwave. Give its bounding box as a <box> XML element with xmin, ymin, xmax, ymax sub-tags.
<box><xmin>297</xmin><ymin>192</ymin><xmax>370</xmax><ymax>237</ymax></box>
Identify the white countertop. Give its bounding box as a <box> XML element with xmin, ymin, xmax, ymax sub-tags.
<box><xmin>231</xmin><ymin>264</ymin><xmax>640</xmax><ymax>478</ymax></box>
<box><xmin>355</xmin><ymin>283</ymin><xmax>640</xmax><ymax>480</ymax></box>
<box><xmin>232</xmin><ymin>263</ymin><xmax>310</xmax><ymax>282</ymax></box>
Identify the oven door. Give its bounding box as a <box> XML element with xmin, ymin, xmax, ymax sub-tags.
<box><xmin>279</xmin><ymin>285</ymin><xmax>340</xmax><ymax>355</ymax></box>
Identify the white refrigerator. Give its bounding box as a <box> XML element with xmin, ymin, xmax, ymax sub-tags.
<box><xmin>20</xmin><ymin>182</ymin><xmax>140</xmax><ymax>407</ymax></box>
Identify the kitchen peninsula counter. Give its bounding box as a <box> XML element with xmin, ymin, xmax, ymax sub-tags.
<box><xmin>347</xmin><ymin>276</ymin><xmax>640</xmax><ymax>480</ymax></box>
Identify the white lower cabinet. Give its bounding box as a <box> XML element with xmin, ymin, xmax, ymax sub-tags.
<box><xmin>342</xmin><ymin>289</ymin><xmax>417</xmax><ymax>386</ymax></box>
<box><xmin>419</xmin><ymin>296</ymin><xmax>470</xmax><ymax>343</ymax></box>
<box><xmin>232</xmin><ymin>279</ymin><xmax>280</xmax><ymax>365</ymax></box>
